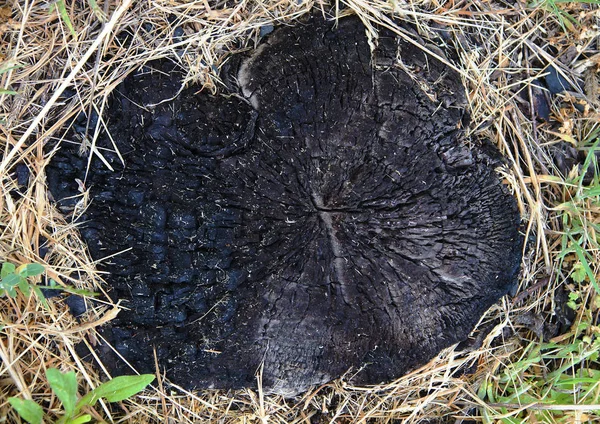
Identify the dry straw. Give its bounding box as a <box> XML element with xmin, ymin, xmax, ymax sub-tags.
<box><xmin>1</xmin><ymin>0</ymin><xmax>599</xmax><ymax>422</ymax></box>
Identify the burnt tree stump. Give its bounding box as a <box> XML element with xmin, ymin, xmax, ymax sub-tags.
<box><xmin>47</xmin><ymin>15</ymin><xmax>522</xmax><ymax>396</ymax></box>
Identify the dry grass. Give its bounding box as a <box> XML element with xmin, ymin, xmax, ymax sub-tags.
<box><xmin>1</xmin><ymin>0</ymin><xmax>599</xmax><ymax>422</ymax></box>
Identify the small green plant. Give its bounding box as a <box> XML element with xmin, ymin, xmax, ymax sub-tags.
<box><xmin>8</xmin><ymin>368</ymin><xmax>155</xmax><ymax>424</ymax></box>
<box><xmin>1</xmin><ymin>261</ymin><xmax>97</xmax><ymax>308</ymax></box>
<box><xmin>1</xmin><ymin>262</ymin><xmax>48</xmax><ymax>304</ymax></box>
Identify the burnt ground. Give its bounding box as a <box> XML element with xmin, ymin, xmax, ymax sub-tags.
<box><xmin>46</xmin><ymin>15</ymin><xmax>523</xmax><ymax>396</ymax></box>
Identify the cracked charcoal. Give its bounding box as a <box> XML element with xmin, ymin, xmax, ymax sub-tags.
<box><xmin>47</xmin><ymin>15</ymin><xmax>523</xmax><ymax>396</ymax></box>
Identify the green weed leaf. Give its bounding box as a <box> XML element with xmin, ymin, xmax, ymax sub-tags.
<box><xmin>2</xmin><ymin>273</ymin><xmax>20</xmax><ymax>288</ymax></box>
<box><xmin>47</xmin><ymin>368</ymin><xmax>78</xmax><ymax>417</ymax></box>
<box><xmin>2</xmin><ymin>273</ymin><xmax>20</xmax><ymax>297</ymax></box>
<box><xmin>567</xmin><ymin>291</ymin><xmax>579</xmax><ymax>310</ymax></box>
<box><xmin>21</xmin><ymin>263</ymin><xmax>45</xmax><ymax>277</ymax></box>
<box><xmin>8</xmin><ymin>397</ymin><xmax>43</xmax><ymax>424</ymax></box>
<box><xmin>77</xmin><ymin>374</ymin><xmax>154</xmax><ymax>409</ymax></box>
<box><xmin>18</xmin><ymin>277</ymin><xmax>32</xmax><ymax>297</ymax></box>
<box><xmin>4</xmin><ymin>285</ymin><xmax>16</xmax><ymax>297</ymax></box>
<box><xmin>571</xmin><ymin>262</ymin><xmax>587</xmax><ymax>283</ymax></box>
<box><xmin>1</xmin><ymin>262</ymin><xmax>15</xmax><ymax>278</ymax></box>
<box><xmin>0</xmin><ymin>88</ymin><xmax>18</xmax><ymax>95</ymax></box>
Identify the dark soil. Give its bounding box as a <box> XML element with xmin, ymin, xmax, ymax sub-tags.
<box><xmin>46</xmin><ymin>15</ymin><xmax>523</xmax><ymax>396</ymax></box>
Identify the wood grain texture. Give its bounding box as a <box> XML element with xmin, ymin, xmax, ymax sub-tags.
<box><xmin>47</xmin><ymin>15</ymin><xmax>522</xmax><ymax>396</ymax></box>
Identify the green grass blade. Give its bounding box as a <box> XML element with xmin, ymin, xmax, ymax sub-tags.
<box><xmin>578</xmin><ymin>137</ymin><xmax>600</xmax><ymax>189</ymax></box>
<box><xmin>87</xmin><ymin>0</ymin><xmax>106</xmax><ymax>22</ymax></box>
<box><xmin>55</xmin><ymin>0</ymin><xmax>77</xmax><ymax>38</ymax></box>
<box><xmin>0</xmin><ymin>63</ymin><xmax>24</xmax><ymax>75</ymax></box>
<box><xmin>32</xmin><ymin>286</ymin><xmax>49</xmax><ymax>309</ymax></box>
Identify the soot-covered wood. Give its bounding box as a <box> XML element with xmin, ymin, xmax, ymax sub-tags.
<box><xmin>47</xmin><ymin>16</ymin><xmax>522</xmax><ymax>396</ymax></box>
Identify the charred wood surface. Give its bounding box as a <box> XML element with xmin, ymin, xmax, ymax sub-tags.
<box><xmin>47</xmin><ymin>16</ymin><xmax>522</xmax><ymax>396</ymax></box>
